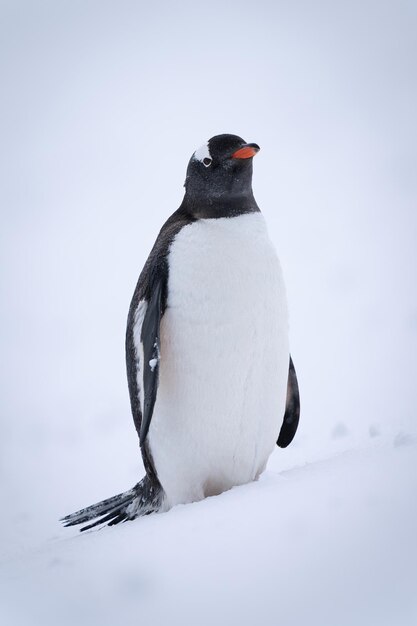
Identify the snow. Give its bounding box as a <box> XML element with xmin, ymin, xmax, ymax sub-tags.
<box><xmin>149</xmin><ymin>358</ymin><xmax>158</xmax><ymax>371</ymax></box>
<box><xmin>1</xmin><ymin>1</ymin><xmax>416</xmax><ymax>625</ymax></box>
<box><xmin>1</xmin><ymin>443</ymin><xmax>416</xmax><ymax>626</ymax></box>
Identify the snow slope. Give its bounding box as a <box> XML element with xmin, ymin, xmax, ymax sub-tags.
<box><xmin>1</xmin><ymin>441</ymin><xmax>416</xmax><ymax>626</ymax></box>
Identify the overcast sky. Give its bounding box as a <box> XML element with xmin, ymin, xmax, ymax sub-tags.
<box><xmin>1</xmin><ymin>0</ymin><xmax>416</xmax><ymax>495</ymax></box>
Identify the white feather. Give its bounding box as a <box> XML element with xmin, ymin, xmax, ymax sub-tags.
<box><xmin>133</xmin><ymin>299</ymin><xmax>147</xmax><ymax>416</ymax></box>
<box><xmin>193</xmin><ymin>141</ymin><xmax>211</xmax><ymax>162</ymax></box>
<box><xmin>148</xmin><ymin>212</ymin><xmax>290</xmax><ymax>508</ymax></box>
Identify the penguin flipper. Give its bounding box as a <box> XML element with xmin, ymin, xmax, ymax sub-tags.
<box><xmin>277</xmin><ymin>356</ymin><xmax>300</xmax><ymax>448</ymax></box>
<box><xmin>139</xmin><ymin>276</ymin><xmax>164</xmax><ymax>445</ymax></box>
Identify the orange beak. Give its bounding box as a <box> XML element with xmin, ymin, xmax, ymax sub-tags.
<box><xmin>232</xmin><ymin>143</ymin><xmax>260</xmax><ymax>159</ymax></box>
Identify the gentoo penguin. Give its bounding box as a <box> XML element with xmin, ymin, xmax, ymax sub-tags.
<box><xmin>62</xmin><ymin>134</ymin><xmax>300</xmax><ymax>531</ymax></box>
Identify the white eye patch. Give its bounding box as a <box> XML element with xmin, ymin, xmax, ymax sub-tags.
<box><xmin>194</xmin><ymin>141</ymin><xmax>212</xmax><ymax>164</ymax></box>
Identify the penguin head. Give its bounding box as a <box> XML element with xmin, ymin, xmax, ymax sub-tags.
<box><xmin>183</xmin><ymin>134</ymin><xmax>260</xmax><ymax>218</ymax></box>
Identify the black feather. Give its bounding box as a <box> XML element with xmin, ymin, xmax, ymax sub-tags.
<box><xmin>277</xmin><ymin>356</ymin><xmax>300</xmax><ymax>448</ymax></box>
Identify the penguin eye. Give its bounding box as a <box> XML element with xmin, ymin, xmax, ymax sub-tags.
<box><xmin>202</xmin><ymin>157</ymin><xmax>212</xmax><ymax>167</ymax></box>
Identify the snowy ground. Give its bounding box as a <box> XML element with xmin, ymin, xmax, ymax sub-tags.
<box><xmin>1</xmin><ymin>436</ymin><xmax>416</xmax><ymax>626</ymax></box>
<box><xmin>1</xmin><ymin>1</ymin><xmax>417</xmax><ymax>625</ymax></box>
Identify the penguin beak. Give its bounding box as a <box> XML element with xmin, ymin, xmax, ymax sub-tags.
<box><xmin>232</xmin><ymin>143</ymin><xmax>260</xmax><ymax>159</ymax></box>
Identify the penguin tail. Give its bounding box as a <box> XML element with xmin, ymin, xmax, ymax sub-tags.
<box><xmin>60</xmin><ymin>475</ymin><xmax>163</xmax><ymax>532</ymax></box>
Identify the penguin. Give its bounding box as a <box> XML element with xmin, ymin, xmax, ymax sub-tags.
<box><xmin>62</xmin><ymin>134</ymin><xmax>300</xmax><ymax>531</ymax></box>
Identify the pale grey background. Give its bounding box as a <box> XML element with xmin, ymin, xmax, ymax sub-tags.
<box><xmin>0</xmin><ymin>1</ymin><xmax>416</xmax><ymax>624</ymax></box>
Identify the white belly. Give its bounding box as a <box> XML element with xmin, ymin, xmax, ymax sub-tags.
<box><xmin>148</xmin><ymin>212</ymin><xmax>289</xmax><ymax>507</ymax></box>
